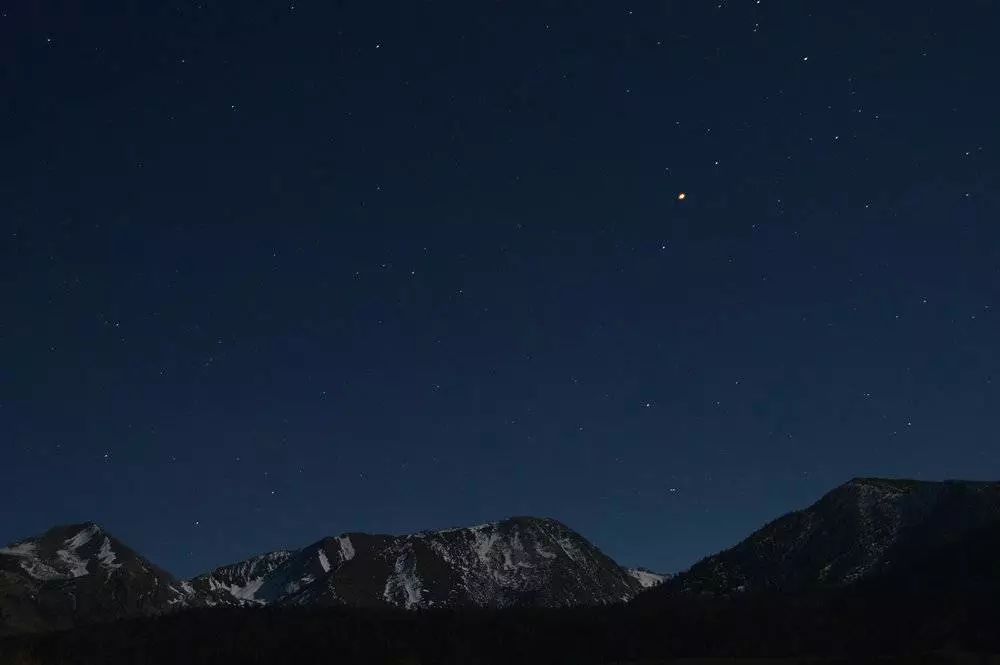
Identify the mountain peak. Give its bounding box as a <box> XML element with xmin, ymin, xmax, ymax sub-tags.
<box><xmin>182</xmin><ymin>515</ymin><xmax>642</xmax><ymax>610</ymax></box>
<box><xmin>59</xmin><ymin>521</ymin><xmax>104</xmax><ymax>539</ymax></box>
<box><xmin>414</xmin><ymin>515</ymin><xmax>568</xmax><ymax>536</ymax></box>
<box><xmin>506</xmin><ymin>515</ymin><xmax>565</xmax><ymax>525</ymax></box>
<box><xmin>649</xmin><ymin>477</ymin><xmax>1000</xmax><ymax>599</ymax></box>
<box><xmin>842</xmin><ymin>477</ymin><xmax>925</xmax><ymax>491</ymax></box>
<box><xmin>4</xmin><ymin>521</ymin><xmax>104</xmax><ymax>546</ymax></box>
<box><xmin>0</xmin><ymin>522</ymin><xmax>185</xmax><ymax>634</ymax></box>
<box><xmin>1</xmin><ymin>522</ymin><xmax>123</xmax><ymax>582</ymax></box>
<box><xmin>842</xmin><ymin>477</ymin><xmax>994</xmax><ymax>490</ymax></box>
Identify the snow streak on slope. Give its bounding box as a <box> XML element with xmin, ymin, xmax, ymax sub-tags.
<box><xmin>337</xmin><ymin>536</ymin><xmax>355</xmax><ymax>562</ymax></box>
<box><xmin>383</xmin><ymin>547</ymin><xmax>424</xmax><ymax>609</ymax></box>
<box><xmin>97</xmin><ymin>537</ymin><xmax>122</xmax><ymax>571</ymax></box>
<box><xmin>317</xmin><ymin>549</ymin><xmax>331</xmax><ymax>573</ymax></box>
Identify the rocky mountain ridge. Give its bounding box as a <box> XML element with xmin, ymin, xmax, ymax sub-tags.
<box><xmin>185</xmin><ymin>517</ymin><xmax>650</xmax><ymax>609</ymax></box>
<box><xmin>1</xmin><ymin>516</ymin><xmax>660</xmax><ymax>634</ymax></box>
<box><xmin>641</xmin><ymin>477</ymin><xmax>1000</xmax><ymax>600</ymax></box>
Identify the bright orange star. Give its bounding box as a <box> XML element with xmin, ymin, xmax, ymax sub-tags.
<box><xmin>677</xmin><ymin>192</ymin><xmax>687</xmax><ymax>201</ymax></box>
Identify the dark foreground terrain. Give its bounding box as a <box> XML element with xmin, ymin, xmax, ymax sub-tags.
<box><xmin>2</xmin><ymin>580</ymin><xmax>999</xmax><ymax>665</ymax></box>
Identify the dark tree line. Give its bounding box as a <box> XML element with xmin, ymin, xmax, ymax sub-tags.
<box><xmin>2</xmin><ymin>587</ymin><xmax>999</xmax><ymax>665</ymax></box>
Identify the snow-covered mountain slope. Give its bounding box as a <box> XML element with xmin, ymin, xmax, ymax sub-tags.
<box><xmin>1</xmin><ymin>522</ymin><xmax>115</xmax><ymax>581</ymax></box>
<box><xmin>626</xmin><ymin>567</ymin><xmax>668</xmax><ymax>589</ymax></box>
<box><xmin>183</xmin><ymin>550</ymin><xmax>293</xmax><ymax>606</ymax></box>
<box><xmin>184</xmin><ymin>517</ymin><xmax>645</xmax><ymax>609</ymax></box>
<box><xmin>0</xmin><ymin>523</ymin><xmax>183</xmax><ymax>634</ymax></box>
<box><xmin>1</xmin><ymin>516</ymin><xmax>651</xmax><ymax>634</ymax></box>
<box><xmin>642</xmin><ymin>478</ymin><xmax>1000</xmax><ymax>599</ymax></box>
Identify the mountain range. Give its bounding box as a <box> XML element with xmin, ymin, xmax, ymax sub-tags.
<box><xmin>3</xmin><ymin>477</ymin><xmax>999</xmax><ymax>640</ymax></box>
<box><xmin>0</xmin><ymin>516</ymin><xmax>662</xmax><ymax>635</ymax></box>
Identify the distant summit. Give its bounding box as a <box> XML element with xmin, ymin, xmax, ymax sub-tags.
<box><xmin>639</xmin><ymin>477</ymin><xmax>1000</xmax><ymax>600</ymax></box>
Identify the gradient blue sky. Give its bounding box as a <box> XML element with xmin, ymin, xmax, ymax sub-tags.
<box><xmin>3</xmin><ymin>0</ymin><xmax>999</xmax><ymax>578</ymax></box>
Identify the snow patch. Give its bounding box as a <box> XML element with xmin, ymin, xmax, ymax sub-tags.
<box><xmin>98</xmin><ymin>537</ymin><xmax>122</xmax><ymax>570</ymax></box>
<box><xmin>0</xmin><ymin>542</ymin><xmax>65</xmax><ymax>580</ymax></box>
<box><xmin>227</xmin><ymin>576</ymin><xmax>267</xmax><ymax>601</ymax></box>
<box><xmin>0</xmin><ymin>542</ymin><xmax>38</xmax><ymax>558</ymax></box>
<box><xmin>383</xmin><ymin>549</ymin><xmax>423</xmax><ymax>609</ymax></box>
<box><xmin>338</xmin><ymin>535</ymin><xmax>355</xmax><ymax>562</ymax></box>
<box><xmin>64</xmin><ymin>524</ymin><xmax>99</xmax><ymax>551</ymax></box>
<box><xmin>471</xmin><ymin>526</ymin><xmax>500</xmax><ymax>566</ymax></box>
<box><xmin>283</xmin><ymin>578</ymin><xmax>307</xmax><ymax>596</ymax></box>
<box><xmin>434</xmin><ymin>522</ymin><xmax>494</xmax><ymax>535</ymax></box>
<box><xmin>167</xmin><ymin>582</ymin><xmax>195</xmax><ymax>605</ymax></box>
<box><xmin>56</xmin><ymin>549</ymin><xmax>90</xmax><ymax>577</ymax></box>
<box><xmin>627</xmin><ymin>568</ymin><xmax>666</xmax><ymax>588</ymax></box>
<box><xmin>317</xmin><ymin>548</ymin><xmax>331</xmax><ymax>573</ymax></box>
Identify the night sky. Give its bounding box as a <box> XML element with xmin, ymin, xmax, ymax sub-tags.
<box><xmin>3</xmin><ymin>1</ymin><xmax>999</xmax><ymax>580</ymax></box>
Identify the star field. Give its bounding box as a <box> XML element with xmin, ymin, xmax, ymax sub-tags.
<box><xmin>2</xmin><ymin>1</ymin><xmax>999</xmax><ymax>578</ymax></box>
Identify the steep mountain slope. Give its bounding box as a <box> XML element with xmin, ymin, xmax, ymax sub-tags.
<box><xmin>645</xmin><ymin>478</ymin><xmax>1000</xmax><ymax>599</ymax></box>
<box><xmin>181</xmin><ymin>550</ymin><xmax>293</xmax><ymax>606</ymax></box>
<box><xmin>188</xmin><ymin>517</ymin><xmax>644</xmax><ymax>609</ymax></box>
<box><xmin>0</xmin><ymin>523</ymin><xmax>183</xmax><ymax>634</ymax></box>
